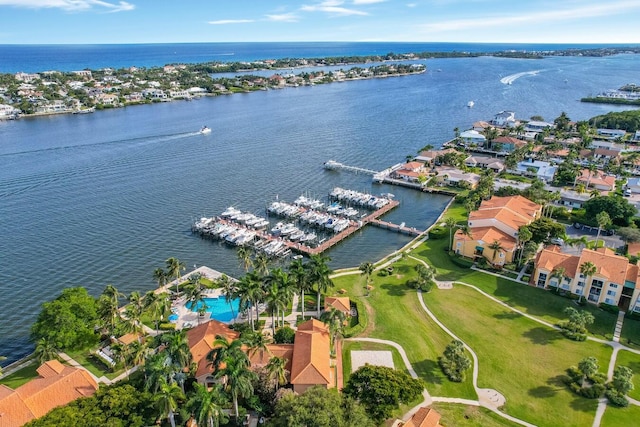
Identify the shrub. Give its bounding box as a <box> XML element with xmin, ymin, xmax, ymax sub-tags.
<box><xmin>606</xmin><ymin>390</ymin><xmax>630</xmax><ymax>407</ymax></box>
<box><xmin>274</xmin><ymin>326</ymin><xmax>295</xmax><ymax>344</ymax></box>
<box><xmin>599</xmin><ymin>303</ymin><xmax>620</xmax><ymax>314</ymax></box>
<box><xmin>158</xmin><ymin>322</ymin><xmax>176</xmax><ymax>330</ymax></box>
<box><xmin>429</xmin><ymin>226</ymin><xmax>447</xmax><ymax>239</ymax></box>
<box><xmin>579</xmin><ymin>383</ymin><xmax>606</xmax><ymax>399</ymax></box>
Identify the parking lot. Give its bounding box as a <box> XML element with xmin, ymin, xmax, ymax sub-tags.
<box><xmin>558</xmin><ymin>223</ymin><xmax>624</xmax><ymax>255</ymax></box>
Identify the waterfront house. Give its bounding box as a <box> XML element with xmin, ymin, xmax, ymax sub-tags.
<box><xmin>459</xmin><ymin>130</ymin><xmax>487</xmax><ymax>146</ymax></box>
<box><xmin>512</xmin><ymin>159</ymin><xmax>557</xmax><ymax>182</ymax></box>
<box><xmin>0</xmin><ymin>104</ymin><xmax>20</xmax><ymax>118</ymax></box>
<box><xmin>532</xmin><ymin>246</ymin><xmax>640</xmax><ymax>311</ymax></box>
<box><xmin>491</xmin><ymin>111</ymin><xmax>516</xmax><ymax>127</ymax></box>
<box><xmin>14</xmin><ymin>72</ymin><xmax>41</xmax><ymax>83</ymax></box>
<box><xmin>472</xmin><ymin>121</ymin><xmax>491</xmax><ymax>132</ymax></box>
<box><xmin>0</xmin><ymin>360</ymin><xmax>98</xmax><ymax>427</ymax></box>
<box><xmin>597</xmin><ymin>128</ymin><xmax>626</xmax><ymax>139</ymax></box>
<box><xmin>414</xmin><ymin>149</ymin><xmax>455</xmax><ymax>165</ymax></box>
<box><xmin>433</xmin><ymin>166</ymin><xmax>480</xmax><ymax>188</ymax></box>
<box><xmin>464</xmin><ymin>155</ymin><xmax>505</xmax><ymax>173</ymax></box>
<box><xmin>524</xmin><ymin>120</ymin><xmax>554</xmax><ymax>132</ymax></box>
<box><xmin>453</xmin><ymin>195</ymin><xmax>542</xmax><ymax>265</ymax></box>
<box><xmin>492</xmin><ymin>136</ymin><xmax>527</xmax><ymax>153</ymax></box>
<box><xmin>593</xmin><ymin>148</ymin><xmax>622</xmax><ymax>163</ymax></box>
<box><xmin>392</xmin><ymin>161</ymin><xmax>428</xmax><ymax>182</ymax></box>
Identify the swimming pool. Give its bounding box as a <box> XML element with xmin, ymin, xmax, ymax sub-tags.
<box><xmin>186</xmin><ymin>297</ymin><xmax>241</xmax><ymax>323</ymax></box>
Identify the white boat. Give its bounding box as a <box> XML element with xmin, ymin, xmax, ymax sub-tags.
<box><xmin>467</xmin><ymin>101</ymin><xmax>474</xmax><ymax>108</ymax></box>
<box><xmin>199</xmin><ymin>126</ymin><xmax>212</xmax><ymax>134</ymax></box>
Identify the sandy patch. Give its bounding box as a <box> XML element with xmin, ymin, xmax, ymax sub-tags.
<box><xmin>351</xmin><ymin>350</ymin><xmax>394</xmax><ymax>372</ymax></box>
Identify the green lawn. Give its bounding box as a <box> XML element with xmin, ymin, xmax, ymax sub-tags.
<box><xmin>332</xmin><ymin>261</ymin><xmax>476</xmax><ymax>400</ymax></box>
<box><xmin>441</xmin><ymin>200</ymin><xmax>469</xmax><ymax>224</ymax></box>
<box><xmin>0</xmin><ymin>361</ymin><xmax>39</xmax><ymax>389</ymax></box>
<box><xmin>425</xmin><ymin>284</ymin><xmax>611</xmax><ymax>427</ymax></box>
<box><xmin>413</xmin><ymin>237</ymin><xmax>618</xmax><ymax>340</ymax></box>
<box><xmin>600</xmin><ymin>404</ymin><xmax>640</xmax><ymax>427</ymax></box>
<box><xmin>66</xmin><ymin>347</ymin><xmax>123</xmax><ymax>380</ymax></box>
<box><xmin>620</xmin><ymin>317</ymin><xmax>640</xmax><ymax>350</ymax></box>
<box><xmin>431</xmin><ymin>403</ymin><xmax>520</xmax><ymax>427</ymax></box>
<box><xmin>613</xmin><ymin>350</ymin><xmax>640</xmax><ymax>401</ymax></box>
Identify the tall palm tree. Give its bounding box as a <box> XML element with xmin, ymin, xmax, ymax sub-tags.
<box><xmin>155</xmin><ymin>377</ymin><xmax>185</xmax><ymax>427</ymax></box>
<box><xmin>245</xmin><ymin>271</ymin><xmax>265</xmax><ymax>330</ymax></box>
<box><xmin>218</xmin><ymin>274</ymin><xmax>238</xmax><ymax>320</ymax></box>
<box><xmin>153</xmin><ymin>267</ymin><xmax>168</xmax><ymax>288</ymax></box>
<box><xmin>594</xmin><ymin>211</ymin><xmax>611</xmax><ymax>249</ymax></box>
<box><xmin>34</xmin><ymin>337</ymin><xmax>59</xmax><ymax>364</ymax></box>
<box><xmin>580</xmin><ymin>261</ymin><xmax>597</xmax><ymax>303</ymax></box>
<box><xmin>206</xmin><ymin>335</ymin><xmax>246</xmax><ymax>373</ymax></box>
<box><xmin>264</xmin><ymin>281</ymin><xmax>284</xmax><ymax>335</ymax></box>
<box><xmin>320</xmin><ymin>307</ymin><xmax>345</xmax><ymax>356</ymax></box>
<box><xmin>551</xmin><ymin>267</ymin><xmax>566</xmax><ymax>293</ymax></box>
<box><xmin>165</xmin><ymin>257</ymin><xmax>186</xmax><ymax>294</ymax></box>
<box><xmin>308</xmin><ymin>254</ymin><xmax>334</xmax><ymax>317</ymax></box>
<box><xmin>236</xmin><ymin>246</ymin><xmax>254</xmax><ymax>272</ymax></box>
<box><xmin>359</xmin><ymin>261</ymin><xmax>374</xmax><ymax>287</ymax></box>
<box><xmin>162</xmin><ymin>330</ymin><xmax>192</xmax><ymax>388</ymax></box>
<box><xmin>144</xmin><ymin>291</ymin><xmax>170</xmax><ymax>333</ymax></box>
<box><xmin>289</xmin><ymin>258</ymin><xmax>311</xmax><ymax>320</ymax></box>
<box><xmin>445</xmin><ymin>217</ymin><xmax>458</xmax><ymax>251</ymax></box>
<box><xmin>128</xmin><ymin>340</ymin><xmax>149</xmax><ymax>370</ymax></box>
<box><xmin>184</xmin><ymin>276</ymin><xmax>208</xmax><ymax>324</ymax></box>
<box><xmin>144</xmin><ymin>352</ymin><xmax>171</xmax><ymax>393</ymax></box>
<box><xmin>517</xmin><ymin>226</ymin><xmax>533</xmax><ymax>267</ymax></box>
<box><xmin>266</xmin><ymin>267</ymin><xmax>293</xmax><ymax>327</ymax></box>
<box><xmin>187</xmin><ymin>383</ymin><xmax>229</xmax><ymax>427</ymax></box>
<box><xmin>266</xmin><ymin>356</ymin><xmax>289</xmax><ymax>392</ymax></box>
<box><xmin>253</xmin><ymin>252</ymin><xmax>271</xmax><ymax>275</ymax></box>
<box><xmin>216</xmin><ymin>354</ymin><xmax>257</xmax><ymax>421</ymax></box>
<box><xmin>98</xmin><ymin>285</ymin><xmax>124</xmax><ymax>336</ymax></box>
<box><xmin>488</xmin><ymin>239</ymin><xmax>505</xmax><ymax>265</ymax></box>
<box><xmin>243</xmin><ymin>331</ymin><xmax>271</xmax><ymax>362</ymax></box>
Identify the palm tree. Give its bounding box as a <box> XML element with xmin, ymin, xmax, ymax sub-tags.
<box><xmin>240</xmin><ymin>271</ymin><xmax>265</xmax><ymax>331</ymax></box>
<box><xmin>153</xmin><ymin>267</ymin><xmax>168</xmax><ymax>288</ymax></box>
<box><xmin>155</xmin><ymin>377</ymin><xmax>185</xmax><ymax>427</ymax></box>
<box><xmin>445</xmin><ymin>217</ymin><xmax>458</xmax><ymax>251</ymax></box>
<box><xmin>289</xmin><ymin>258</ymin><xmax>311</xmax><ymax>320</ymax></box>
<box><xmin>206</xmin><ymin>335</ymin><xmax>246</xmax><ymax>373</ymax></box>
<box><xmin>594</xmin><ymin>211</ymin><xmax>611</xmax><ymax>249</ymax></box>
<box><xmin>128</xmin><ymin>340</ymin><xmax>149</xmax><ymax>370</ymax></box>
<box><xmin>165</xmin><ymin>257</ymin><xmax>186</xmax><ymax>294</ymax></box>
<box><xmin>266</xmin><ymin>356</ymin><xmax>289</xmax><ymax>392</ymax></box>
<box><xmin>308</xmin><ymin>254</ymin><xmax>334</xmax><ymax>317</ymax></box>
<box><xmin>359</xmin><ymin>261</ymin><xmax>374</xmax><ymax>287</ymax></box>
<box><xmin>184</xmin><ymin>276</ymin><xmax>207</xmax><ymax>324</ymax></box>
<box><xmin>488</xmin><ymin>240</ymin><xmax>505</xmax><ymax>264</ymax></box>
<box><xmin>517</xmin><ymin>226</ymin><xmax>533</xmax><ymax>267</ymax></box>
<box><xmin>144</xmin><ymin>291</ymin><xmax>170</xmax><ymax>333</ymax></box>
<box><xmin>187</xmin><ymin>383</ymin><xmax>229</xmax><ymax>427</ymax></box>
<box><xmin>98</xmin><ymin>284</ymin><xmax>124</xmax><ymax>336</ymax></box>
<box><xmin>218</xmin><ymin>274</ymin><xmax>238</xmax><ymax>320</ymax></box>
<box><xmin>216</xmin><ymin>354</ymin><xmax>257</xmax><ymax>421</ymax></box>
<box><xmin>265</xmin><ymin>281</ymin><xmax>285</xmax><ymax>335</ymax></box>
<box><xmin>585</xmin><ymin>163</ymin><xmax>598</xmax><ymax>189</ymax></box>
<box><xmin>551</xmin><ymin>267</ymin><xmax>566</xmax><ymax>293</ymax></box>
<box><xmin>253</xmin><ymin>252</ymin><xmax>271</xmax><ymax>275</ymax></box>
<box><xmin>162</xmin><ymin>330</ymin><xmax>192</xmax><ymax>388</ymax></box>
<box><xmin>34</xmin><ymin>337</ymin><xmax>59</xmax><ymax>364</ymax></box>
<box><xmin>144</xmin><ymin>352</ymin><xmax>171</xmax><ymax>393</ymax></box>
<box><xmin>243</xmin><ymin>331</ymin><xmax>271</xmax><ymax>362</ymax></box>
<box><xmin>320</xmin><ymin>307</ymin><xmax>345</xmax><ymax>356</ymax></box>
<box><xmin>567</xmin><ymin>236</ymin><xmax>589</xmax><ymax>252</ymax></box>
<box><xmin>236</xmin><ymin>246</ymin><xmax>253</xmax><ymax>272</ymax></box>
<box><xmin>580</xmin><ymin>261</ymin><xmax>597</xmax><ymax>303</ymax></box>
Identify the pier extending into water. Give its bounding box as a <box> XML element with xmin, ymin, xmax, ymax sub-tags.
<box><xmin>323</xmin><ymin>160</ymin><xmax>379</xmax><ymax>175</ymax></box>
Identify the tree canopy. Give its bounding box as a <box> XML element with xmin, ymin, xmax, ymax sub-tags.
<box><xmin>342</xmin><ymin>365</ymin><xmax>424</xmax><ymax>423</ymax></box>
<box><xmin>583</xmin><ymin>196</ymin><xmax>637</xmax><ymax>226</ymax></box>
<box><xmin>31</xmin><ymin>287</ymin><xmax>99</xmax><ymax>350</ymax></box>
<box><xmin>528</xmin><ymin>217</ymin><xmax>566</xmax><ymax>244</ymax></box>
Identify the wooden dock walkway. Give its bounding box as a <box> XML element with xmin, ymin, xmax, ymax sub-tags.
<box><xmin>368</xmin><ymin>219</ymin><xmax>423</xmax><ymax>236</ymax></box>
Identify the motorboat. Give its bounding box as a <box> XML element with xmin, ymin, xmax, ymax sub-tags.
<box><xmin>467</xmin><ymin>101</ymin><xmax>474</xmax><ymax>108</ymax></box>
<box><xmin>199</xmin><ymin>126</ymin><xmax>212</xmax><ymax>134</ymax></box>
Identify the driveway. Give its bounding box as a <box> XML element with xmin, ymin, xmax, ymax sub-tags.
<box><xmin>559</xmin><ymin>224</ymin><xmax>624</xmax><ymax>255</ymax></box>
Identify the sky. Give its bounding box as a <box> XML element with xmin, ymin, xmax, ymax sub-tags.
<box><xmin>1</xmin><ymin>0</ymin><xmax>639</xmax><ymax>44</ymax></box>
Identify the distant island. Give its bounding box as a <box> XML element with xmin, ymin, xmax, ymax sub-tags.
<box><xmin>2</xmin><ymin>46</ymin><xmax>640</xmax><ymax>119</ymax></box>
<box><xmin>582</xmin><ymin>83</ymin><xmax>640</xmax><ymax>106</ymax></box>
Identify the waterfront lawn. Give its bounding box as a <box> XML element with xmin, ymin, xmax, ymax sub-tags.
<box><xmin>0</xmin><ymin>361</ymin><xmax>39</xmax><ymax>389</ymax></box>
<box><xmin>425</xmin><ymin>285</ymin><xmax>611</xmax><ymax>427</ymax></box>
<box><xmin>613</xmin><ymin>350</ymin><xmax>640</xmax><ymax>401</ymax></box>
<box><xmin>332</xmin><ymin>261</ymin><xmax>476</xmax><ymax>400</ymax></box>
<box><xmin>414</xmin><ymin>237</ymin><xmax>617</xmax><ymax>340</ymax></box>
<box><xmin>441</xmin><ymin>200</ymin><xmax>469</xmax><ymax>224</ymax></box>
<box><xmin>66</xmin><ymin>348</ymin><xmax>123</xmax><ymax>380</ymax></box>
<box><xmin>600</xmin><ymin>404</ymin><xmax>640</xmax><ymax>427</ymax></box>
<box><xmin>431</xmin><ymin>403</ymin><xmax>520</xmax><ymax>427</ymax></box>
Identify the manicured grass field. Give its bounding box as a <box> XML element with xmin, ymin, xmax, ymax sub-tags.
<box><xmin>414</xmin><ymin>237</ymin><xmax>618</xmax><ymax>340</ymax></box>
<box><xmin>333</xmin><ymin>263</ymin><xmax>476</xmax><ymax>400</ymax></box>
<box><xmin>425</xmin><ymin>284</ymin><xmax>611</xmax><ymax>427</ymax></box>
<box><xmin>431</xmin><ymin>403</ymin><xmax>520</xmax><ymax>427</ymax></box>
<box><xmin>600</xmin><ymin>403</ymin><xmax>640</xmax><ymax>427</ymax></box>
<box><xmin>613</xmin><ymin>350</ymin><xmax>640</xmax><ymax>401</ymax></box>
<box><xmin>342</xmin><ymin>340</ymin><xmax>410</xmax><ymax>385</ymax></box>
<box><xmin>66</xmin><ymin>348</ymin><xmax>123</xmax><ymax>380</ymax></box>
<box><xmin>0</xmin><ymin>361</ymin><xmax>39</xmax><ymax>389</ymax></box>
<box><xmin>620</xmin><ymin>317</ymin><xmax>640</xmax><ymax>350</ymax></box>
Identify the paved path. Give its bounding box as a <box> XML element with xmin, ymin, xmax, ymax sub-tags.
<box><xmin>613</xmin><ymin>311</ymin><xmax>625</xmax><ymax>343</ymax></box>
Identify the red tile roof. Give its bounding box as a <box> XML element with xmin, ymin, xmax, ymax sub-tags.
<box><xmin>403</xmin><ymin>407</ymin><xmax>443</xmax><ymax>427</ymax></box>
<box><xmin>324</xmin><ymin>296</ymin><xmax>350</xmax><ymax>314</ymax></box>
<box><xmin>187</xmin><ymin>320</ymin><xmax>240</xmax><ymax>379</ymax></box>
<box><xmin>290</xmin><ymin>320</ymin><xmax>332</xmax><ymax>387</ymax></box>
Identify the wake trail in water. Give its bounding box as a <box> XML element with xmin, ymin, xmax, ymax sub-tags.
<box><xmin>0</xmin><ymin>131</ymin><xmax>197</xmax><ymax>158</ymax></box>
<box><xmin>500</xmin><ymin>69</ymin><xmax>543</xmax><ymax>85</ymax></box>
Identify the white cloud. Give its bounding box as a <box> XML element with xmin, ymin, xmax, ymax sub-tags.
<box><xmin>208</xmin><ymin>19</ymin><xmax>254</xmax><ymax>25</ymax></box>
<box><xmin>419</xmin><ymin>1</ymin><xmax>640</xmax><ymax>33</ymax></box>
<box><xmin>406</xmin><ymin>3</ymin><xmax>416</xmax><ymax>7</ymax></box>
<box><xmin>0</xmin><ymin>0</ymin><xmax>134</xmax><ymax>12</ymax></box>
<box><xmin>265</xmin><ymin>13</ymin><xmax>299</xmax><ymax>22</ymax></box>
<box><xmin>301</xmin><ymin>0</ymin><xmax>368</xmax><ymax>16</ymax></box>
<box><xmin>353</xmin><ymin>0</ymin><xmax>385</xmax><ymax>4</ymax></box>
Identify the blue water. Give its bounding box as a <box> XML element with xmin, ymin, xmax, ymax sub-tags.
<box><xmin>1</xmin><ymin>42</ymin><xmax>638</xmax><ymax>73</ymax></box>
<box><xmin>186</xmin><ymin>297</ymin><xmax>241</xmax><ymax>323</ymax></box>
<box><xmin>1</xmin><ymin>43</ymin><xmax>640</xmax><ymax>365</ymax></box>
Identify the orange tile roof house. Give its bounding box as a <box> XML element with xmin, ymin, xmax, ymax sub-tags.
<box><xmin>575</xmin><ymin>168</ymin><xmax>616</xmax><ymax>191</ymax></box>
<box><xmin>533</xmin><ymin>246</ymin><xmax>640</xmax><ymax>311</ymax></box>
<box><xmin>290</xmin><ymin>319</ymin><xmax>333</xmax><ymax>394</ymax></box>
<box><xmin>187</xmin><ymin>319</ymin><xmax>336</xmax><ymax>393</ymax></box>
<box><xmin>0</xmin><ymin>360</ymin><xmax>98</xmax><ymax>427</ymax></box>
<box><xmin>393</xmin><ymin>406</ymin><xmax>443</xmax><ymax>427</ymax></box>
<box><xmin>324</xmin><ymin>296</ymin><xmax>351</xmax><ymax>315</ymax></box>
<box><xmin>453</xmin><ymin>195</ymin><xmax>542</xmax><ymax>265</ymax></box>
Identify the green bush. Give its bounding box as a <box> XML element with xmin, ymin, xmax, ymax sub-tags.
<box><xmin>158</xmin><ymin>322</ymin><xmax>176</xmax><ymax>330</ymax></box>
<box><xmin>451</xmin><ymin>256</ymin><xmax>474</xmax><ymax>269</ymax></box>
<box><xmin>429</xmin><ymin>226</ymin><xmax>447</xmax><ymax>239</ymax></box>
<box><xmin>344</xmin><ymin>299</ymin><xmax>367</xmax><ymax>338</ymax></box>
<box><xmin>605</xmin><ymin>390</ymin><xmax>630</xmax><ymax>407</ymax></box>
<box><xmin>599</xmin><ymin>303</ymin><xmax>620</xmax><ymax>314</ymax></box>
<box><xmin>274</xmin><ymin>326</ymin><xmax>295</xmax><ymax>344</ymax></box>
